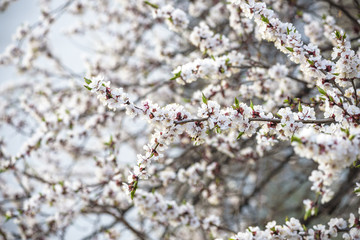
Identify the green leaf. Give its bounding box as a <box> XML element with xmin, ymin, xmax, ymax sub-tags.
<box><xmin>144</xmin><ymin>1</ymin><xmax>159</xmax><ymax>9</ymax></box>
<box><xmin>104</xmin><ymin>135</ymin><xmax>114</xmax><ymax>147</ymax></box>
<box><xmin>237</xmin><ymin>132</ymin><xmax>244</xmax><ymax>140</ymax></box>
<box><xmin>298</xmin><ymin>102</ymin><xmax>302</xmax><ymax>112</ymax></box>
<box><xmin>225</xmin><ymin>58</ymin><xmax>230</xmax><ymax>67</ymax></box>
<box><xmin>5</xmin><ymin>214</ymin><xmax>12</xmax><ymax>222</ymax></box>
<box><xmin>314</xmin><ymin>206</ymin><xmax>319</xmax><ymax>216</ymax></box>
<box><xmin>202</xmin><ymin>93</ymin><xmax>208</xmax><ymax>104</ymax></box>
<box><xmin>130</xmin><ymin>181</ymin><xmax>138</xmax><ymax>200</ymax></box>
<box><xmin>340</xmin><ymin>127</ymin><xmax>350</xmax><ymax>136</ymax></box>
<box><xmin>234</xmin><ymin>97</ymin><xmax>239</xmax><ymax>108</ymax></box>
<box><xmin>250</xmin><ymin>100</ymin><xmax>254</xmax><ymax>110</ymax></box>
<box><xmin>353</xmin><ymin>161</ymin><xmax>360</xmax><ymax>168</ymax></box>
<box><xmin>304</xmin><ymin>209</ymin><xmax>311</xmax><ymax>221</ymax></box>
<box><xmin>349</xmin><ymin>135</ymin><xmax>355</xmax><ymax>141</ymax></box>
<box><xmin>317</xmin><ymin>86</ymin><xmax>327</xmax><ymax>96</ymax></box>
<box><xmin>285</xmin><ymin>47</ymin><xmax>294</xmax><ymax>52</ymax></box>
<box><xmin>84</xmin><ymin>77</ymin><xmax>92</xmax><ymax>84</ymax></box>
<box><xmin>211</xmin><ymin>55</ymin><xmax>216</xmax><ymax>61</ymax></box>
<box><xmin>261</xmin><ymin>15</ymin><xmax>269</xmax><ymax>24</ymax></box>
<box><xmin>291</xmin><ymin>135</ymin><xmax>302</xmax><ymax>144</ymax></box>
<box><xmin>215</xmin><ymin>126</ymin><xmax>221</xmax><ymax>134</ymax></box>
<box><xmin>84</xmin><ymin>85</ymin><xmax>92</xmax><ymax>91</ymax></box>
<box><xmin>286</xmin><ymin>27</ymin><xmax>290</xmax><ymax>35</ymax></box>
<box><xmin>36</xmin><ymin>139</ymin><xmax>41</xmax><ymax>148</ymax></box>
<box><xmin>170</xmin><ymin>71</ymin><xmax>182</xmax><ymax>81</ymax></box>
<box><xmin>307</xmin><ymin>59</ymin><xmax>315</xmax><ymax>66</ymax></box>
<box><xmin>335</xmin><ymin>30</ymin><xmax>341</xmax><ymax>39</ymax></box>
<box><xmin>302</xmin><ymin>224</ymin><xmax>307</xmax><ymax>231</ymax></box>
<box><xmin>203</xmin><ymin>48</ymin><xmax>208</xmax><ymax>56</ymax></box>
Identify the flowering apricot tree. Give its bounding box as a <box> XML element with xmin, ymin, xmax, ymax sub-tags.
<box><xmin>0</xmin><ymin>0</ymin><xmax>360</xmax><ymax>239</ymax></box>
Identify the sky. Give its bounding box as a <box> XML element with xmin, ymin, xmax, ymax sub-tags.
<box><xmin>0</xmin><ymin>0</ymin><xmax>39</xmax><ymax>82</ymax></box>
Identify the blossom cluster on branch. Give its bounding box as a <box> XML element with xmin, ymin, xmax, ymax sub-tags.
<box><xmin>0</xmin><ymin>0</ymin><xmax>360</xmax><ymax>239</ymax></box>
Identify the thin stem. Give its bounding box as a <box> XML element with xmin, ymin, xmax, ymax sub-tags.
<box><xmin>211</xmin><ymin>223</ymin><xmax>237</xmax><ymax>234</ymax></box>
<box><xmin>174</xmin><ymin>117</ymin><xmax>209</xmax><ymax>125</ymax></box>
<box><xmin>231</xmin><ymin>65</ymin><xmax>309</xmax><ymax>85</ymax></box>
<box><xmin>327</xmin><ymin>78</ymin><xmax>353</xmax><ymax>104</ymax></box>
<box><xmin>174</xmin><ymin>117</ymin><xmax>335</xmax><ymax>125</ymax></box>
<box><xmin>351</xmin><ymin>79</ymin><xmax>358</xmax><ymax>105</ymax></box>
<box><xmin>249</xmin><ymin>117</ymin><xmax>336</xmax><ymax>124</ymax></box>
<box><xmin>118</xmin><ymin>216</ymin><xmax>147</xmax><ymax>240</ymax></box>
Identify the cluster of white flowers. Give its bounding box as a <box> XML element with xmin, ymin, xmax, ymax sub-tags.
<box><xmin>231</xmin><ymin>0</ymin><xmax>337</xmax><ymax>82</ymax></box>
<box><xmin>134</xmin><ymin>189</ymin><xmax>223</xmax><ymax>236</ymax></box>
<box><xmin>177</xmin><ymin>161</ymin><xmax>217</xmax><ymax>186</ymax></box>
<box><xmin>222</xmin><ymin>213</ymin><xmax>360</xmax><ymax>240</ymax></box>
<box><xmin>303</xmin><ymin>13</ymin><xmax>325</xmax><ymax>46</ymax></box>
<box><xmin>188</xmin><ymin>0</ymin><xmax>210</xmax><ymax>17</ymax></box>
<box><xmin>268</xmin><ymin>63</ymin><xmax>288</xmax><ymax>80</ymax></box>
<box><xmin>87</xmin><ymin>74</ymin><xmax>356</xmax><ymax>204</ymax></box>
<box><xmin>331</xmin><ymin>31</ymin><xmax>360</xmax><ymax>83</ymax></box>
<box><xmin>152</xmin><ymin>5</ymin><xmax>189</xmax><ymax>32</ymax></box>
<box><xmin>134</xmin><ymin>189</ymin><xmax>201</xmax><ymax>228</ymax></box>
<box><xmin>293</xmin><ymin>126</ymin><xmax>360</xmax><ymax>203</ymax></box>
<box><xmin>227</xmin><ymin>4</ymin><xmax>254</xmax><ymax>36</ymax></box>
<box><xmin>172</xmin><ymin>51</ymin><xmax>245</xmax><ymax>84</ymax></box>
<box><xmin>239</xmin><ymin>64</ymin><xmax>304</xmax><ymax>114</ymax></box>
<box><xmin>2</xmin><ymin>0</ymin><xmax>360</xmax><ymax>239</ymax></box>
<box><xmin>205</xmin><ymin>3</ymin><xmax>228</xmax><ymax>28</ymax></box>
<box><xmin>189</xmin><ymin>22</ymin><xmax>230</xmax><ymax>55</ymax></box>
<box><xmin>322</xmin><ymin>15</ymin><xmax>344</xmax><ymax>46</ymax></box>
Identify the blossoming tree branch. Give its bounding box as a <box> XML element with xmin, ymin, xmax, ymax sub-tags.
<box><xmin>0</xmin><ymin>0</ymin><xmax>360</xmax><ymax>239</ymax></box>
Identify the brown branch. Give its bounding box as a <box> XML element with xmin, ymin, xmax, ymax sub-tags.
<box><xmin>238</xmin><ymin>151</ymin><xmax>294</xmax><ymax>213</ymax></box>
<box><xmin>174</xmin><ymin>117</ymin><xmax>336</xmax><ymax>125</ymax></box>
<box><xmin>174</xmin><ymin>117</ymin><xmax>209</xmax><ymax>125</ymax></box>
<box><xmin>351</xmin><ymin>79</ymin><xmax>358</xmax><ymax>105</ymax></box>
<box><xmin>118</xmin><ymin>216</ymin><xmax>147</xmax><ymax>240</ymax></box>
<box><xmin>81</xmin><ymin>220</ymin><xmax>118</xmax><ymax>240</ymax></box>
<box><xmin>211</xmin><ymin>223</ymin><xmax>237</xmax><ymax>234</ymax></box>
<box><xmin>329</xmin><ymin>79</ymin><xmax>353</xmax><ymax>104</ymax></box>
<box><xmin>249</xmin><ymin>117</ymin><xmax>336</xmax><ymax>124</ymax></box>
<box><xmin>321</xmin><ymin>0</ymin><xmax>360</xmax><ymax>29</ymax></box>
